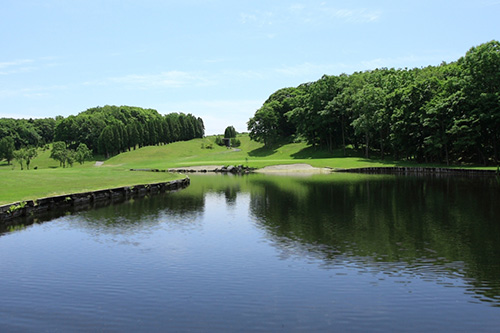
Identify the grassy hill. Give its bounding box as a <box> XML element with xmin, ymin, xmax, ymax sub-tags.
<box><xmin>0</xmin><ymin>134</ymin><xmax>495</xmax><ymax>205</ymax></box>
<box><xmin>102</xmin><ymin>133</ymin><xmax>495</xmax><ymax>170</ymax></box>
<box><xmin>2</xmin><ymin>133</ymin><xmax>495</xmax><ymax>172</ymax></box>
<box><xmin>103</xmin><ymin>134</ymin><xmax>385</xmax><ymax>170</ymax></box>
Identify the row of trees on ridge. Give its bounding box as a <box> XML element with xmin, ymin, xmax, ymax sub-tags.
<box><xmin>0</xmin><ymin>105</ymin><xmax>205</xmax><ymax>165</ymax></box>
<box><xmin>54</xmin><ymin>106</ymin><xmax>205</xmax><ymax>157</ymax></box>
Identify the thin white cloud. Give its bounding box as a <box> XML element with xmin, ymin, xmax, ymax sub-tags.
<box><xmin>0</xmin><ymin>85</ymin><xmax>68</xmax><ymax>99</ymax></box>
<box><xmin>240</xmin><ymin>11</ymin><xmax>275</xmax><ymax>26</ymax></box>
<box><xmin>0</xmin><ymin>57</ymin><xmax>63</xmax><ymax>75</ymax></box>
<box><xmin>478</xmin><ymin>0</ymin><xmax>500</xmax><ymax>6</ymax></box>
<box><xmin>0</xmin><ymin>59</ymin><xmax>35</xmax><ymax>75</ymax></box>
<box><xmin>241</xmin><ymin>3</ymin><xmax>382</xmax><ymax>29</ymax></box>
<box><xmin>323</xmin><ymin>8</ymin><xmax>381</xmax><ymax>23</ymax></box>
<box><xmin>0</xmin><ymin>59</ymin><xmax>33</xmax><ymax>69</ymax></box>
<box><xmin>86</xmin><ymin>71</ymin><xmax>216</xmax><ymax>89</ymax></box>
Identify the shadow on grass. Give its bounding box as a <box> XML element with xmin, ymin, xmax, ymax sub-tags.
<box><xmin>248</xmin><ymin>144</ymin><xmax>281</xmax><ymax>157</ymax></box>
<box><xmin>290</xmin><ymin>146</ymin><xmax>444</xmax><ymax>167</ymax></box>
<box><xmin>291</xmin><ymin>146</ymin><xmax>361</xmax><ymax>159</ymax></box>
<box><xmin>347</xmin><ymin>155</ymin><xmax>488</xmax><ymax>169</ymax></box>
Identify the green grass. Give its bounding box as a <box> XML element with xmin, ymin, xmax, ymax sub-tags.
<box><xmin>0</xmin><ymin>134</ymin><xmax>495</xmax><ymax>205</ymax></box>
<box><xmin>103</xmin><ymin>133</ymin><xmax>497</xmax><ymax>170</ymax></box>
<box><xmin>0</xmin><ymin>168</ymin><xmax>181</xmax><ymax>205</ymax></box>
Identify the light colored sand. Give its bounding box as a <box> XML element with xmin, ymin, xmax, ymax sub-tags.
<box><xmin>254</xmin><ymin>163</ymin><xmax>331</xmax><ymax>173</ymax></box>
<box><xmin>168</xmin><ymin>165</ymin><xmax>224</xmax><ymax>172</ymax></box>
<box><xmin>167</xmin><ymin>164</ymin><xmax>332</xmax><ymax>173</ymax></box>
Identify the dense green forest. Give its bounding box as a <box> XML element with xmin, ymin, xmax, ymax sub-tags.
<box><xmin>248</xmin><ymin>41</ymin><xmax>500</xmax><ymax>165</ymax></box>
<box><xmin>0</xmin><ymin>105</ymin><xmax>205</xmax><ymax>162</ymax></box>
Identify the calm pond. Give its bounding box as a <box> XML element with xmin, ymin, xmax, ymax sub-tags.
<box><xmin>1</xmin><ymin>173</ymin><xmax>500</xmax><ymax>332</ymax></box>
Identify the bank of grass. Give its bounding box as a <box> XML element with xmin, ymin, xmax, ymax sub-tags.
<box><xmin>0</xmin><ymin>168</ymin><xmax>181</xmax><ymax>205</ymax></box>
<box><xmin>0</xmin><ymin>133</ymin><xmax>495</xmax><ymax>205</ymax></box>
<box><xmin>104</xmin><ymin>133</ymin><xmax>496</xmax><ymax>171</ymax></box>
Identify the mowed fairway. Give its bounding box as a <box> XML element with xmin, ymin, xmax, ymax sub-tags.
<box><xmin>0</xmin><ymin>168</ymin><xmax>180</xmax><ymax>205</ymax></box>
<box><xmin>104</xmin><ymin>134</ymin><xmax>494</xmax><ymax>170</ymax></box>
<box><xmin>1</xmin><ymin>133</ymin><xmax>495</xmax><ymax>205</ymax></box>
<box><xmin>105</xmin><ymin>134</ymin><xmax>400</xmax><ymax>170</ymax></box>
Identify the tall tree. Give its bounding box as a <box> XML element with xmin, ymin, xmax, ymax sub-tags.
<box><xmin>13</xmin><ymin>149</ymin><xmax>26</xmax><ymax>170</ymax></box>
<box><xmin>0</xmin><ymin>136</ymin><xmax>15</xmax><ymax>165</ymax></box>
<box><xmin>462</xmin><ymin>40</ymin><xmax>500</xmax><ymax>164</ymax></box>
<box><xmin>97</xmin><ymin>126</ymin><xmax>115</xmax><ymax>158</ymax></box>
<box><xmin>247</xmin><ymin>104</ymin><xmax>279</xmax><ymax>147</ymax></box>
<box><xmin>75</xmin><ymin>143</ymin><xmax>93</xmax><ymax>165</ymax></box>
<box><xmin>24</xmin><ymin>147</ymin><xmax>38</xmax><ymax>170</ymax></box>
<box><xmin>50</xmin><ymin>141</ymin><xmax>69</xmax><ymax>167</ymax></box>
<box><xmin>224</xmin><ymin>126</ymin><xmax>237</xmax><ymax>138</ymax></box>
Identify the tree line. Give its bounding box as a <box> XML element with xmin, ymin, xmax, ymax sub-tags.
<box><xmin>0</xmin><ymin>105</ymin><xmax>205</xmax><ymax>165</ymax></box>
<box><xmin>54</xmin><ymin>105</ymin><xmax>205</xmax><ymax>157</ymax></box>
<box><xmin>247</xmin><ymin>41</ymin><xmax>500</xmax><ymax>165</ymax></box>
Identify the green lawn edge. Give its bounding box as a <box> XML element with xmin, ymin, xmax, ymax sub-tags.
<box><xmin>103</xmin><ymin>134</ymin><xmax>498</xmax><ymax>171</ymax></box>
<box><xmin>0</xmin><ymin>168</ymin><xmax>184</xmax><ymax>206</ymax></box>
<box><xmin>1</xmin><ymin>134</ymin><xmax>497</xmax><ymax>205</ymax></box>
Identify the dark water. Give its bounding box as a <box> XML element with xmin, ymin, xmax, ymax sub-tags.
<box><xmin>1</xmin><ymin>173</ymin><xmax>500</xmax><ymax>332</ymax></box>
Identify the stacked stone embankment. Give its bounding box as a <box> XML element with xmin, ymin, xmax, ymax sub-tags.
<box><xmin>337</xmin><ymin>166</ymin><xmax>497</xmax><ymax>176</ymax></box>
<box><xmin>165</xmin><ymin>165</ymin><xmax>255</xmax><ymax>174</ymax></box>
<box><xmin>0</xmin><ymin>178</ymin><xmax>190</xmax><ymax>223</ymax></box>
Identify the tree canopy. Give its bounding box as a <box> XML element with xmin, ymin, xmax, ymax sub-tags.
<box><xmin>247</xmin><ymin>41</ymin><xmax>500</xmax><ymax>165</ymax></box>
<box><xmin>0</xmin><ymin>105</ymin><xmax>205</xmax><ymax>163</ymax></box>
<box><xmin>224</xmin><ymin>126</ymin><xmax>237</xmax><ymax>138</ymax></box>
<box><xmin>54</xmin><ymin>105</ymin><xmax>205</xmax><ymax>156</ymax></box>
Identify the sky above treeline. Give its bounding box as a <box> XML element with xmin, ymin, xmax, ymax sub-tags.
<box><xmin>1</xmin><ymin>0</ymin><xmax>499</xmax><ymax>135</ymax></box>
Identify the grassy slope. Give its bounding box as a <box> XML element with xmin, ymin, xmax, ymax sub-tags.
<box><xmin>0</xmin><ymin>134</ymin><xmax>495</xmax><ymax>205</ymax></box>
<box><xmin>104</xmin><ymin>134</ymin><xmax>496</xmax><ymax>170</ymax></box>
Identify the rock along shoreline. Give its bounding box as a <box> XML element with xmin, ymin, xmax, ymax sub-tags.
<box><xmin>163</xmin><ymin>164</ymin><xmax>497</xmax><ymax>177</ymax></box>
<box><xmin>0</xmin><ymin>177</ymin><xmax>190</xmax><ymax>224</ymax></box>
<box><xmin>336</xmin><ymin>166</ymin><xmax>497</xmax><ymax>177</ymax></box>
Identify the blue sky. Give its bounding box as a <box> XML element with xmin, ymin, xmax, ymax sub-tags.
<box><xmin>1</xmin><ymin>0</ymin><xmax>499</xmax><ymax>134</ymax></box>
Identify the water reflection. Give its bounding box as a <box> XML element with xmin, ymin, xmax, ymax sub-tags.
<box><xmin>244</xmin><ymin>174</ymin><xmax>500</xmax><ymax>306</ymax></box>
<box><xmin>74</xmin><ymin>190</ymin><xmax>206</xmax><ymax>234</ymax></box>
<box><xmin>2</xmin><ymin>172</ymin><xmax>499</xmax><ymax>308</ymax></box>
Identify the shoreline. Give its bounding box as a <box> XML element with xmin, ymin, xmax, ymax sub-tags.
<box><xmin>166</xmin><ymin>164</ymin><xmax>497</xmax><ymax>176</ymax></box>
<box><xmin>166</xmin><ymin>163</ymin><xmax>329</xmax><ymax>174</ymax></box>
<box><xmin>2</xmin><ymin>164</ymin><xmax>496</xmax><ymax>225</ymax></box>
<box><xmin>336</xmin><ymin>166</ymin><xmax>497</xmax><ymax>177</ymax></box>
<box><xmin>0</xmin><ymin>178</ymin><xmax>190</xmax><ymax>224</ymax></box>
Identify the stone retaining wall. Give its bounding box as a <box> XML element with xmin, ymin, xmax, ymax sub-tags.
<box><xmin>336</xmin><ymin>167</ymin><xmax>497</xmax><ymax>176</ymax></box>
<box><xmin>133</xmin><ymin>165</ymin><xmax>255</xmax><ymax>174</ymax></box>
<box><xmin>0</xmin><ymin>178</ymin><xmax>190</xmax><ymax>224</ymax></box>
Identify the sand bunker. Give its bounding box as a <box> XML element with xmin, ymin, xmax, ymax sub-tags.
<box><xmin>254</xmin><ymin>164</ymin><xmax>331</xmax><ymax>173</ymax></box>
<box><xmin>168</xmin><ymin>164</ymin><xmax>331</xmax><ymax>174</ymax></box>
<box><xmin>168</xmin><ymin>165</ymin><xmax>224</xmax><ymax>172</ymax></box>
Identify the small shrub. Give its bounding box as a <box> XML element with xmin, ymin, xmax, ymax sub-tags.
<box><xmin>8</xmin><ymin>201</ymin><xmax>26</xmax><ymax>213</ymax></box>
<box><xmin>215</xmin><ymin>136</ymin><xmax>224</xmax><ymax>146</ymax></box>
<box><xmin>231</xmin><ymin>138</ymin><xmax>241</xmax><ymax>147</ymax></box>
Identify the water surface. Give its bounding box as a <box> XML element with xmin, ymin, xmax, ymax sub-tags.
<box><xmin>1</xmin><ymin>173</ymin><xmax>499</xmax><ymax>331</ymax></box>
